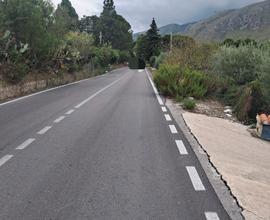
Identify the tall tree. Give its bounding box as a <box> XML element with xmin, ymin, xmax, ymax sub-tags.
<box><xmin>55</xmin><ymin>0</ymin><xmax>78</xmax><ymax>31</ymax></box>
<box><xmin>145</xmin><ymin>18</ymin><xmax>161</xmax><ymax>61</ymax></box>
<box><xmin>96</xmin><ymin>0</ymin><xmax>132</xmax><ymax>50</ymax></box>
<box><xmin>0</xmin><ymin>0</ymin><xmax>57</xmax><ymax>62</ymax></box>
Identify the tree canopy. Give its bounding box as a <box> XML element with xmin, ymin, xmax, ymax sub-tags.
<box><xmin>95</xmin><ymin>0</ymin><xmax>133</xmax><ymax>51</ymax></box>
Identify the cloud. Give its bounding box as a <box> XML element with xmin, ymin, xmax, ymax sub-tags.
<box><xmin>51</xmin><ymin>0</ymin><xmax>263</xmax><ymax>32</ymax></box>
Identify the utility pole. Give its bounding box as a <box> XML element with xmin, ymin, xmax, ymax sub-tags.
<box><xmin>170</xmin><ymin>32</ymin><xmax>173</xmax><ymax>53</ymax></box>
<box><xmin>99</xmin><ymin>32</ymin><xmax>103</xmax><ymax>45</ymax></box>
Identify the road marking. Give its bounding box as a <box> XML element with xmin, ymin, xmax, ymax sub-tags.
<box><xmin>66</xmin><ymin>109</ymin><xmax>74</xmax><ymax>115</ymax></box>
<box><xmin>16</xmin><ymin>138</ymin><xmax>35</xmax><ymax>150</ymax></box>
<box><xmin>161</xmin><ymin>106</ymin><xmax>167</xmax><ymax>112</ymax></box>
<box><xmin>145</xmin><ymin>69</ymin><xmax>164</xmax><ymax>105</ymax></box>
<box><xmin>205</xmin><ymin>212</ymin><xmax>220</xmax><ymax>220</ymax></box>
<box><xmin>54</xmin><ymin>116</ymin><xmax>66</xmax><ymax>123</ymax></box>
<box><xmin>0</xmin><ymin>68</ymin><xmax>125</xmax><ymax>108</ymax></box>
<box><xmin>37</xmin><ymin>126</ymin><xmax>52</xmax><ymax>135</ymax></box>
<box><xmin>175</xmin><ymin>140</ymin><xmax>188</xmax><ymax>155</ymax></box>
<box><xmin>164</xmin><ymin>114</ymin><xmax>172</xmax><ymax>121</ymax></box>
<box><xmin>75</xmin><ymin>75</ymin><xmax>125</xmax><ymax>109</ymax></box>
<box><xmin>138</xmin><ymin>69</ymin><xmax>144</xmax><ymax>72</ymax></box>
<box><xmin>0</xmin><ymin>155</ymin><xmax>13</xmax><ymax>167</ymax></box>
<box><xmin>169</xmin><ymin>125</ymin><xmax>178</xmax><ymax>134</ymax></box>
<box><xmin>186</xmin><ymin>166</ymin><xmax>206</xmax><ymax>191</ymax></box>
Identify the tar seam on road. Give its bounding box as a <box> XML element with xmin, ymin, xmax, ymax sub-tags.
<box><xmin>54</xmin><ymin>116</ymin><xmax>66</xmax><ymax>123</ymax></box>
<box><xmin>186</xmin><ymin>166</ymin><xmax>206</xmax><ymax>191</ymax></box>
<box><xmin>205</xmin><ymin>212</ymin><xmax>220</xmax><ymax>220</ymax></box>
<box><xmin>175</xmin><ymin>140</ymin><xmax>188</xmax><ymax>155</ymax></box>
<box><xmin>37</xmin><ymin>126</ymin><xmax>52</xmax><ymax>135</ymax></box>
<box><xmin>0</xmin><ymin>155</ymin><xmax>13</xmax><ymax>167</ymax></box>
<box><xmin>16</xmin><ymin>138</ymin><xmax>36</xmax><ymax>150</ymax></box>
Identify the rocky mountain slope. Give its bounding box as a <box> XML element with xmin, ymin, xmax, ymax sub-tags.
<box><xmin>134</xmin><ymin>0</ymin><xmax>270</xmax><ymax>41</ymax></box>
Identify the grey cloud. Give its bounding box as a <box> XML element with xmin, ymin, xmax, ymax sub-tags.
<box><xmin>52</xmin><ymin>0</ymin><xmax>263</xmax><ymax>32</ymax></box>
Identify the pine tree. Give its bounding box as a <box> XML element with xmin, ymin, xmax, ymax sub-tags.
<box><xmin>55</xmin><ymin>0</ymin><xmax>79</xmax><ymax>31</ymax></box>
<box><xmin>145</xmin><ymin>18</ymin><xmax>161</xmax><ymax>61</ymax></box>
<box><xmin>96</xmin><ymin>0</ymin><xmax>132</xmax><ymax>50</ymax></box>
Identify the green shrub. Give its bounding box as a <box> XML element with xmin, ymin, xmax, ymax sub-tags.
<box><xmin>182</xmin><ymin>98</ymin><xmax>196</xmax><ymax>110</ymax></box>
<box><xmin>154</xmin><ymin>64</ymin><xmax>208</xmax><ymax>98</ymax></box>
<box><xmin>212</xmin><ymin>45</ymin><xmax>262</xmax><ymax>85</ymax></box>
<box><xmin>149</xmin><ymin>56</ymin><xmax>156</xmax><ymax>67</ymax></box>
<box><xmin>178</xmin><ymin>68</ymin><xmax>208</xmax><ymax>98</ymax></box>
<box><xmin>154</xmin><ymin>64</ymin><xmax>179</xmax><ymax>96</ymax></box>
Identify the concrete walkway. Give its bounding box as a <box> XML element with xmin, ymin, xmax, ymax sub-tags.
<box><xmin>183</xmin><ymin>112</ymin><xmax>270</xmax><ymax>220</ymax></box>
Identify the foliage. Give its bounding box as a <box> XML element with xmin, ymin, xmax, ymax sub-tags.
<box><xmin>128</xmin><ymin>56</ymin><xmax>145</xmax><ymax>69</ymax></box>
<box><xmin>182</xmin><ymin>98</ymin><xmax>196</xmax><ymax>110</ymax></box>
<box><xmin>95</xmin><ymin>0</ymin><xmax>132</xmax><ymax>51</ymax></box>
<box><xmin>212</xmin><ymin>45</ymin><xmax>262</xmax><ymax>85</ymax></box>
<box><xmin>161</xmin><ymin>35</ymin><xmax>196</xmax><ymax>52</ymax></box>
<box><xmin>0</xmin><ymin>0</ymin><xmax>58</xmax><ymax>63</ymax></box>
<box><xmin>233</xmin><ymin>81</ymin><xmax>267</xmax><ymax>123</ymax></box>
<box><xmin>165</xmin><ymin>42</ymin><xmax>217</xmax><ymax>72</ymax></box>
<box><xmin>55</xmin><ymin>0</ymin><xmax>78</xmax><ymax>31</ymax></box>
<box><xmin>144</xmin><ymin>18</ymin><xmax>161</xmax><ymax>61</ymax></box>
<box><xmin>154</xmin><ymin>64</ymin><xmax>208</xmax><ymax>98</ymax></box>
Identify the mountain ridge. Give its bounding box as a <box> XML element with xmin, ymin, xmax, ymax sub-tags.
<box><xmin>134</xmin><ymin>0</ymin><xmax>270</xmax><ymax>41</ymax></box>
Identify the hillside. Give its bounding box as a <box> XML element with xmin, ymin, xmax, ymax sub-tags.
<box><xmin>186</xmin><ymin>0</ymin><xmax>270</xmax><ymax>41</ymax></box>
<box><xmin>134</xmin><ymin>0</ymin><xmax>270</xmax><ymax>41</ymax></box>
<box><xmin>133</xmin><ymin>22</ymin><xmax>195</xmax><ymax>40</ymax></box>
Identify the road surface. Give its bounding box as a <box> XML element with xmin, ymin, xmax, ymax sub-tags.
<box><xmin>0</xmin><ymin>68</ymin><xmax>231</xmax><ymax>220</ymax></box>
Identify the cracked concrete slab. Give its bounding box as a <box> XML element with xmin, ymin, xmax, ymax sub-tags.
<box><xmin>168</xmin><ymin>100</ymin><xmax>270</xmax><ymax>220</ymax></box>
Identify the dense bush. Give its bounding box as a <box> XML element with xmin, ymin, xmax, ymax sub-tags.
<box><xmin>212</xmin><ymin>45</ymin><xmax>262</xmax><ymax>85</ymax></box>
<box><xmin>154</xmin><ymin>64</ymin><xmax>208</xmax><ymax>99</ymax></box>
<box><xmin>182</xmin><ymin>98</ymin><xmax>196</xmax><ymax>110</ymax></box>
<box><xmin>165</xmin><ymin>43</ymin><xmax>217</xmax><ymax>72</ymax></box>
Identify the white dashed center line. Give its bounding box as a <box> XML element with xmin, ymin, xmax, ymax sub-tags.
<box><xmin>37</xmin><ymin>126</ymin><xmax>52</xmax><ymax>135</ymax></box>
<box><xmin>54</xmin><ymin>116</ymin><xmax>66</xmax><ymax>123</ymax></box>
<box><xmin>66</xmin><ymin>109</ymin><xmax>74</xmax><ymax>115</ymax></box>
<box><xmin>186</xmin><ymin>166</ymin><xmax>206</xmax><ymax>191</ymax></box>
<box><xmin>205</xmin><ymin>212</ymin><xmax>220</xmax><ymax>220</ymax></box>
<box><xmin>169</xmin><ymin>125</ymin><xmax>178</xmax><ymax>134</ymax></box>
<box><xmin>175</xmin><ymin>140</ymin><xmax>188</xmax><ymax>155</ymax></box>
<box><xmin>164</xmin><ymin>114</ymin><xmax>172</xmax><ymax>121</ymax></box>
<box><xmin>161</xmin><ymin>106</ymin><xmax>167</xmax><ymax>112</ymax></box>
<box><xmin>0</xmin><ymin>155</ymin><xmax>13</xmax><ymax>167</ymax></box>
<box><xmin>16</xmin><ymin>138</ymin><xmax>35</xmax><ymax>150</ymax></box>
<box><xmin>75</xmin><ymin>76</ymin><xmax>124</xmax><ymax>109</ymax></box>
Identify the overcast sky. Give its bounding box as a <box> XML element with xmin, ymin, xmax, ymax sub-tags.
<box><xmin>51</xmin><ymin>0</ymin><xmax>263</xmax><ymax>32</ymax></box>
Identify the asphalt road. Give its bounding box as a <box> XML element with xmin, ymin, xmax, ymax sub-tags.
<box><xmin>0</xmin><ymin>68</ymin><xmax>231</xmax><ymax>220</ymax></box>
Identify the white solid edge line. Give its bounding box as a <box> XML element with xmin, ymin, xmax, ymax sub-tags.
<box><xmin>0</xmin><ymin>155</ymin><xmax>13</xmax><ymax>167</ymax></box>
<box><xmin>165</xmin><ymin>114</ymin><xmax>172</xmax><ymax>121</ymax></box>
<box><xmin>37</xmin><ymin>126</ymin><xmax>52</xmax><ymax>135</ymax></box>
<box><xmin>16</xmin><ymin>138</ymin><xmax>36</xmax><ymax>150</ymax></box>
<box><xmin>205</xmin><ymin>212</ymin><xmax>220</xmax><ymax>220</ymax></box>
<box><xmin>161</xmin><ymin>106</ymin><xmax>167</xmax><ymax>112</ymax></box>
<box><xmin>74</xmin><ymin>74</ymin><xmax>125</xmax><ymax>109</ymax></box>
<box><xmin>175</xmin><ymin>140</ymin><xmax>188</xmax><ymax>155</ymax></box>
<box><xmin>54</xmin><ymin>116</ymin><xmax>66</xmax><ymax>123</ymax></box>
<box><xmin>0</xmin><ymin>68</ymin><xmax>124</xmax><ymax>107</ymax></box>
<box><xmin>66</xmin><ymin>109</ymin><xmax>74</xmax><ymax>115</ymax></box>
<box><xmin>186</xmin><ymin>166</ymin><xmax>206</xmax><ymax>191</ymax></box>
<box><xmin>169</xmin><ymin>125</ymin><xmax>178</xmax><ymax>134</ymax></box>
<box><xmin>145</xmin><ymin>69</ymin><xmax>164</xmax><ymax>105</ymax></box>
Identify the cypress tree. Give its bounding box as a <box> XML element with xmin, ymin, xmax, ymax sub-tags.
<box><xmin>145</xmin><ymin>18</ymin><xmax>161</xmax><ymax>61</ymax></box>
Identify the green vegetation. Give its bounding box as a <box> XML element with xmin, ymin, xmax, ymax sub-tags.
<box><xmin>182</xmin><ymin>98</ymin><xmax>196</xmax><ymax>110</ymax></box>
<box><xmin>153</xmin><ymin>35</ymin><xmax>270</xmax><ymax>122</ymax></box>
<box><xmin>0</xmin><ymin>0</ymin><xmax>132</xmax><ymax>85</ymax></box>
